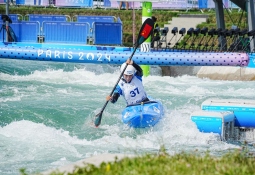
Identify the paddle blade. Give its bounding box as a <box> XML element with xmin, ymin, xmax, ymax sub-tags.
<box><xmin>136</xmin><ymin>18</ymin><xmax>154</xmax><ymax>46</ymax></box>
<box><xmin>94</xmin><ymin>111</ymin><xmax>103</xmax><ymax>127</ymax></box>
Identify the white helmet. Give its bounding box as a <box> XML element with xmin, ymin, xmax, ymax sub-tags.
<box><xmin>120</xmin><ymin>63</ymin><xmax>136</xmax><ymax>75</ymax></box>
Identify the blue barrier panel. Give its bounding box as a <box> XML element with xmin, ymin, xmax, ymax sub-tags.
<box><xmin>27</xmin><ymin>14</ymin><xmax>70</xmax><ymax>24</ymax></box>
<box><xmin>26</xmin><ymin>14</ymin><xmax>71</xmax><ymax>37</ymax></box>
<box><xmin>75</xmin><ymin>15</ymin><xmax>115</xmax><ymax>24</ymax></box>
<box><xmin>43</xmin><ymin>22</ymin><xmax>89</xmax><ymax>44</ymax></box>
<box><xmin>0</xmin><ymin>21</ymin><xmax>39</xmax><ymax>42</ymax></box>
<box><xmin>93</xmin><ymin>22</ymin><xmax>122</xmax><ymax>45</ymax></box>
<box><xmin>73</xmin><ymin>15</ymin><xmax>116</xmax><ymax>39</ymax></box>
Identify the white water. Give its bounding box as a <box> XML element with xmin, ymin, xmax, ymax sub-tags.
<box><xmin>0</xmin><ymin>59</ymin><xmax>254</xmax><ymax>174</ymax></box>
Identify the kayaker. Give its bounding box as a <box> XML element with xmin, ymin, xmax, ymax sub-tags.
<box><xmin>106</xmin><ymin>59</ymin><xmax>149</xmax><ymax>106</ymax></box>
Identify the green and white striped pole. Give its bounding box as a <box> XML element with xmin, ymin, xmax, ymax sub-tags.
<box><xmin>140</xmin><ymin>1</ymin><xmax>152</xmax><ymax>76</ymax></box>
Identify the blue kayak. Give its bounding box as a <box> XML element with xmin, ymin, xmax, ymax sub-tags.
<box><xmin>121</xmin><ymin>100</ymin><xmax>164</xmax><ymax>128</ymax></box>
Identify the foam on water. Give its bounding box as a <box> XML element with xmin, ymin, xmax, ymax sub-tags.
<box><xmin>0</xmin><ymin>58</ymin><xmax>254</xmax><ymax>175</ymax></box>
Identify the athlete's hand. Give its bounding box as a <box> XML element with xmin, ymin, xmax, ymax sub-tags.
<box><xmin>106</xmin><ymin>95</ymin><xmax>112</xmax><ymax>101</ymax></box>
<box><xmin>126</xmin><ymin>59</ymin><xmax>133</xmax><ymax>65</ymax></box>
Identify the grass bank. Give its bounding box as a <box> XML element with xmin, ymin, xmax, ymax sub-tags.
<box><xmin>20</xmin><ymin>147</ymin><xmax>255</xmax><ymax>175</ymax></box>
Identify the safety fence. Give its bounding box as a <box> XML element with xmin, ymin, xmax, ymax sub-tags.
<box><xmin>0</xmin><ymin>14</ymin><xmax>122</xmax><ymax>45</ymax></box>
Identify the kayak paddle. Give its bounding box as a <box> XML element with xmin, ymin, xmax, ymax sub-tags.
<box><xmin>94</xmin><ymin>18</ymin><xmax>154</xmax><ymax>127</ymax></box>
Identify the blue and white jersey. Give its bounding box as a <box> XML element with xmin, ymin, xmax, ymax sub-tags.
<box><xmin>115</xmin><ymin>75</ymin><xmax>147</xmax><ymax>105</ymax></box>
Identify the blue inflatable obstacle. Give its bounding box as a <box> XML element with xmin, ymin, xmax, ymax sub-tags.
<box><xmin>191</xmin><ymin>110</ymin><xmax>235</xmax><ymax>140</ymax></box>
<box><xmin>191</xmin><ymin>99</ymin><xmax>255</xmax><ymax>141</ymax></box>
<box><xmin>0</xmin><ymin>42</ymin><xmax>250</xmax><ymax>67</ymax></box>
<box><xmin>201</xmin><ymin>99</ymin><xmax>255</xmax><ymax>128</ymax></box>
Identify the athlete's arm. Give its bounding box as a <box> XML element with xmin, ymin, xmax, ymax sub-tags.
<box><xmin>110</xmin><ymin>92</ymin><xmax>120</xmax><ymax>103</ymax></box>
<box><xmin>133</xmin><ymin>61</ymin><xmax>143</xmax><ymax>77</ymax></box>
<box><xmin>106</xmin><ymin>85</ymin><xmax>122</xmax><ymax>103</ymax></box>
